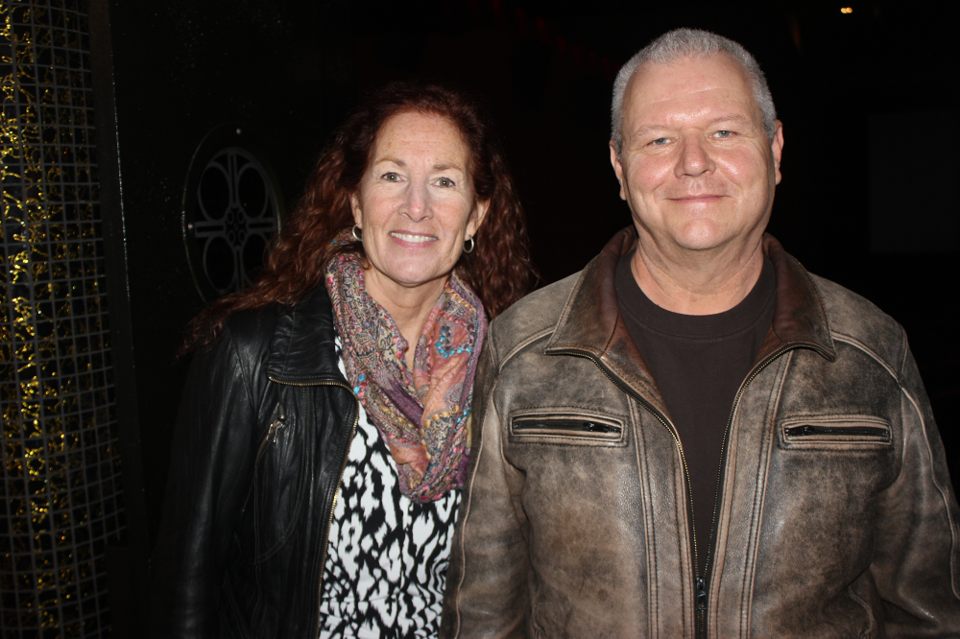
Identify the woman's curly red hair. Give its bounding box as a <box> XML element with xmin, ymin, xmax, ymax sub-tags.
<box><xmin>182</xmin><ymin>82</ymin><xmax>536</xmax><ymax>352</ymax></box>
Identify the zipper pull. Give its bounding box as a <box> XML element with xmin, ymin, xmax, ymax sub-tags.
<box><xmin>696</xmin><ymin>577</ymin><xmax>707</xmax><ymax>612</ymax></box>
<box><xmin>270</xmin><ymin>404</ymin><xmax>286</xmax><ymax>443</ymax></box>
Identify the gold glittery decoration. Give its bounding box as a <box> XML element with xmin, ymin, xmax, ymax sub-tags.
<box><xmin>2</xmin><ymin>0</ymin><xmax>124</xmax><ymax>635</ymax></box>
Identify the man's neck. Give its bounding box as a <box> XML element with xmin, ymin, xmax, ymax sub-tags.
<box><xmin>630</xmin><ymin>238</ymin><xmax>766</xmax><ymax>316</ymax></box>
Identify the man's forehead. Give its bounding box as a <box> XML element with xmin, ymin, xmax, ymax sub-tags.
<box><xmin>629</xmin><ymin>53</ymin><xmax>748</xmax><ymax>95</ymax></box>
<box><xmin>622</xmin><ymin>54</ymin><xmax>758</xmax><ymax>124</ymax></box>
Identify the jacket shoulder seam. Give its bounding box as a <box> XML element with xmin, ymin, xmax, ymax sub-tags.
<box><xmin>829</xmin><ymin>332</ymin><xmax>901</xmax><ymax>382</ymax></box>
<box><xmin>496</xmin><ymin>327</ymin><xmax>554</xmax><ymax>373</ymax></box>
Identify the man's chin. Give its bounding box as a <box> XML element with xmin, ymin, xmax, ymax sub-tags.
<box><xmin>672</xmin><ymin>226</ymin><xmax>736</xmax><ymax>253</ymax></box>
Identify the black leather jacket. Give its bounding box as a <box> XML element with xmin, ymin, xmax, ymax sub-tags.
<box><xmin>151</xmin><ymin>285</ymin><xmax>358</xmax><ymax>639</ymax></box>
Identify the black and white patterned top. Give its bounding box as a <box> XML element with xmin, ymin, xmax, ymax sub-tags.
<box><xmin>318</xmin><ymin>343</ymin><xmax>461</xmax><ymax>638</ymax></box>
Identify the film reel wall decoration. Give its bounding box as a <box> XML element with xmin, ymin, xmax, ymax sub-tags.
<box><xmin>182</xmin><ymin>126</ymin><xmax>282</xmax><ymax>301</ymax></box>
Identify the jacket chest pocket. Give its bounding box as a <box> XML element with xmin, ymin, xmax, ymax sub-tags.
<box><xmin>771</xmin><ymin>415</ymin><xmax>898</xmax><ymax>546</ymax></box>
<box><xmin>509</xmin><ymin>412</ymin><xmax>626</xmax><ymax>447</ymax></box>
<box><xmin>779</xmin><ymin>415</ymin><xmax>893</xmax><ymax>450</ymax></box>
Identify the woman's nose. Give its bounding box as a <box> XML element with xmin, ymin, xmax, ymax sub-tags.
<box><xmin>402</xmin><ymin>181</ymin><xmax>430</xmax><ymax>221</ymax></box>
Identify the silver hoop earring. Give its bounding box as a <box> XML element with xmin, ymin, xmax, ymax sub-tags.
<box><xmin>463</xmin><ymin>236</ymin><xmax>475</xmax><ymax>254</ymax></box>
<box><xmin>351</xmin><ymin>225</ymin><xmax>363</xmax><ymax>242</ymax></box>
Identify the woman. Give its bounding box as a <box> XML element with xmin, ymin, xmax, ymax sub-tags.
<box><xmin>151</xmin><ymin>83</ymin><xmax>535</xmax><ymax>638</ymax></box>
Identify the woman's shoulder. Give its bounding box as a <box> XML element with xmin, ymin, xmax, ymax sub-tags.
<box><xmin>219</xmin><ymin>285</ymin><xmax>340</xmax><ymax>381</ymax></box>
<box><xmin>184</xmin><ymin>306</ymin><xmax>282</xmax><ymax>393</ymax></box>
<box><xmin>218</xmin><ymin>285</ymin><xmax>332</xmax><ymax>351</ymax></box>
<box><xmin>191</xmin><ymin>284</ymin><xmax>338</xmax><ymax>386</ymax></box>
<box><xmin>221</xmin><ymin>305</ymin><xmax>282</xmax><ymax>351</ymax></box>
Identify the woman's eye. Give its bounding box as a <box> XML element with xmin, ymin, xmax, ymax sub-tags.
<box><xmin>437</xmin><ymin>177</ymin><xmax>456</xmax><ymax>187</ymax></box>
<box><xmin>381</xmin><ymin>172</ymin><xmax>400</xmax><ymax>182</ymax></box>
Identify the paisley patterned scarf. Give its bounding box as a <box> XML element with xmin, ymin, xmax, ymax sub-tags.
<box><xmin>325</xmin><ymin>251</ymin><xmax>486</xmax><ymax>502</ymax></box>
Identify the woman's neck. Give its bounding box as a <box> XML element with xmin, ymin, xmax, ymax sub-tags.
<box><xmin>362</xmin><ymin>270</ymin><xmax>447</xmax><ymax>370</ymax></box>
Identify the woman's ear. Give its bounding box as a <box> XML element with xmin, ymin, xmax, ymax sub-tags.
<box><xmin>466</xmin><ymin>199</ymin><xmax>490</xmax><ymax>238</ymax></box>
<box><xmin>350</xmin><ymin>192</ymin><xmax>363</xmax><ymax>228</ymax></box>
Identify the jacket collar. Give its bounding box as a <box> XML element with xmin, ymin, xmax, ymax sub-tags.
<box><xmin>545</xmin><ymin>227</ymin><xmax>835</xmax><ymax>409</ymax></box>
<box><xmin>265</xmin><ymin>284</ymin><xmax>345</xmax><ymax>385</ymax></box>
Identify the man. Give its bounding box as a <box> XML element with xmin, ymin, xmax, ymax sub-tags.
<box><xmin>441</xmin><ymin>28</ymin><xmax>960</xmax><ymax>638</ymax></box>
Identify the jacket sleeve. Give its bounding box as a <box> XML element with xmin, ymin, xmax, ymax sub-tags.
<box><xmin>149</xmin><ymin>324</ymin><xmax>265</xmax><ymax>639</ymax></box>
<box><xmin>441</xmin><ymin>341</ymin><xmax>531</xmax><ymax>639</ymax></box>
<box><xmin>871</xmin><ymin>343</ymin><xmax>960</xmax><ymax>636</ymax></box>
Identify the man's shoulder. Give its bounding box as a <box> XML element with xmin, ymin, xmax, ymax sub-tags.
<box><xmin>810</xmin><ymin>274</ymin><xmax>907</xmax><ymax>364</ymax></box>
<box><xmin>485</xmin><ymin>270</ymin><xmax>582</xmax><ymax>363</ymax></box>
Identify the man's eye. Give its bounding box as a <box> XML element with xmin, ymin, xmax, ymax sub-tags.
<box><xmin>650</xmin><ymin>137</ymin><xmax>670</xmax><ymax>146</ymax></box>
<box><xmin>714</xmin><ymin>130</ymin><xmax>734</xmax><ymax>138</ymax></box>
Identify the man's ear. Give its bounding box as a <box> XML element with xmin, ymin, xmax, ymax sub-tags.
<box><xmin>771</xmin><ymin>121</ymin><xmax>784</xmax><ymax>185</ymax></box>
<box><xmin>609</xmin><ymin>141</ymin><xmax>627</xmax><ymax>200</ymax></box>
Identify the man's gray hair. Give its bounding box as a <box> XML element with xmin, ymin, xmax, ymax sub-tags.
<box><xmin>611</xmin><ymin>28</ymin><xmax>777</xmax><ymax>157</ymax></box>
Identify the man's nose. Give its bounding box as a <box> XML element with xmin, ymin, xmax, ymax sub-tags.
<box><xmin>402</xmin><ymin>181</ymin><xmax>430</xmax><ymax>221</ymax></box>
<box><xmin>674</xmin><ymin>135</ymin><xmax>716</xmax><ymax>178</ymax></box>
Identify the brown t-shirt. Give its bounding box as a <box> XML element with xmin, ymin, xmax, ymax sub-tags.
<box><xmin>615</xmin><ymin>253</ymin><xmax>776</xmax><ymax>577</ymax></box>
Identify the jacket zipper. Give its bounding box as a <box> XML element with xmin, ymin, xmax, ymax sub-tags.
<box><xmin>241</xmin><ymin>404</ymin><xmax>287</xmax><ymax>515</ymax></box>
<box><xmin>551</xmin><ymin>350</ymin><xmax>703</xmax><ymax>633</ymax></box>
<box><xmin>267</xmin><ymin>377</ymin><xmax>359</xmax><ymax>638</ymax></box>
<box><xmin>697</xmin><ymin>345</ymin><xmax>801</xmax><ymax>639</ymax></box>
<box><xmin>784</xmin><ymin>424</ymin><xmax>890</xmax><ymax>439</ymax></box>
<box><xmin>556</xmin><ymin>344</ymin><xmax>816</xmax><ymax>639</ymax></box>
<box><xmin>512</xmin><ymin>418</ymin><xmax>622</xmax><ymax>435</ymax></box>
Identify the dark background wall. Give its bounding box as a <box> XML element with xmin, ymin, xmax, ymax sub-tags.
<box><xmin>97</xmin><ymin>0</ymin><xmax>352</xmax><ymax>563</ymax></box>
<box><xmin>94</xmin><ymin>0</ymin><xmax>958</xmax><ymax>631</ymax></box>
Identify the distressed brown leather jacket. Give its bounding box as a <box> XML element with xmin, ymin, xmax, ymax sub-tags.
<box><xmin>442</xmin><ymin>228</ymin><xmax>960</xmax><ymax>638</ymax></box>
